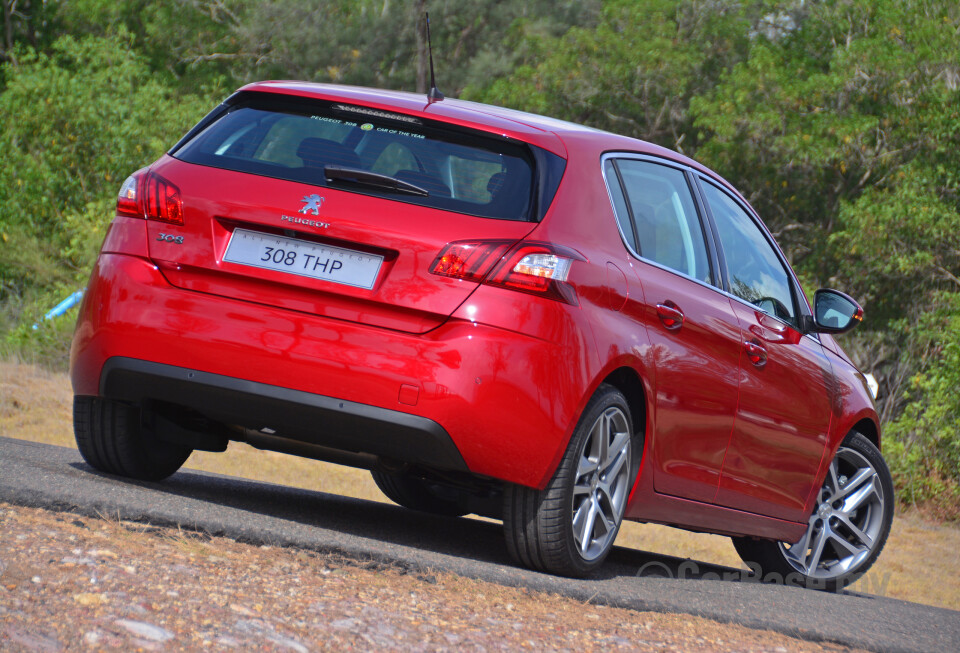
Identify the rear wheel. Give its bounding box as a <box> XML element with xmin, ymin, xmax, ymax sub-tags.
<box><xmin>732</xmin><ymin>431</ymin><xmax>893</xmax><ymax>590</ymax></box>
<box><xmin>371</xmin><ymin>469</ymin><xmax>468</xmax><ymax>517</ymax></box>
<box><xmin>503</xmin><ymin>384</ymin><xmax>635</xmax><ymax>577</ymax></box>
<box><xmin>74</xmin><ymin>396</ymin><xmax>192</xmax><ymax>481</ymax></box>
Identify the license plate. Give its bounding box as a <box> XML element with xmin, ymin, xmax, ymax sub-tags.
<box><xmin>223</xmin><ymin>229</ymin><xmax>383</xmax><ymax>290</ymax></box>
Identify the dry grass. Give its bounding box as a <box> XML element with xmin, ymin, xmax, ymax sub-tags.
<box><xmin>0</xmin><ymin>358</ymin><xmax>74</xmax><ymax>447</ymax></box>
<box><xmin>3</xmin><ymin>358</ymin><xmax>958</xmax><ymax>610</ymax></box>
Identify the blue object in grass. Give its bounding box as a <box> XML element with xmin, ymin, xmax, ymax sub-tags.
<box><xmin>32</xmin><ymin>289</ymin><xmax>84</xmax><ymax>330</ymax></box>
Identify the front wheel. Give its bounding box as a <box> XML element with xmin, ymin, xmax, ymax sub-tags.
<box><xmin>732</xmin><ymin>431</ymin><xmax>894</xmax><ymax>590</ymax></box>
<box><xmin>503</xmin><ymin>384</ymin><xmax>636</xmax><ymax>577</ymax></box>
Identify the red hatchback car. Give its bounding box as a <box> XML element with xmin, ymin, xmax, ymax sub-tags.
<box><xmin>71</xmin><ymin>82</ymin><xmax>892</xmax><ymax>586</ymax></box>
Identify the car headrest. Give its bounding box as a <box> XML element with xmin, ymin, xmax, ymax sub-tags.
<box><xmin>487</xmin><ymin>172</ymin><xmax>506</xmax><ymax>195</ymax></box>
<box><xmin>297</xmin><ymin>137</ymin><xmax>361</xmax><ymax>170</ymax></box>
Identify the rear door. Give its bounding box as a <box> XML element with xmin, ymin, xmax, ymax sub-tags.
<box><xmin>145</xmin><ymin>95</ymin><xmax>550</xmax><ymax>333</ymax></box>
<box><xmin>605</xmin><ymin>156</ymin><xmax>742</xmax><ymax>504</ymax></box>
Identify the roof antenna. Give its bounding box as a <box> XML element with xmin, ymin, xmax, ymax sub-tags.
<box><xmin>425</xmin><ymin>11</ymin><xmax>444</xmax><ymax>102</ymax></box>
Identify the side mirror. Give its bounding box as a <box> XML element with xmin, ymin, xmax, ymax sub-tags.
<box><xmin>806</xmin><ymin>289</ymin><xmax>863</xmax><ymax>334</ymax></box>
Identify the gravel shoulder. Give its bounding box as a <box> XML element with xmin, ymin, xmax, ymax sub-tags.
<box><xmin>1</xmin><ymin>502</ymin><xmax>863</xmax><ymax>652</ymax></box>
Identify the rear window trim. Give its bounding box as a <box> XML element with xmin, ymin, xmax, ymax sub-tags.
<box><xmin>171</xmin><ymin>91</ymin><xmax>549</xmax><ymax>223</ymax></box>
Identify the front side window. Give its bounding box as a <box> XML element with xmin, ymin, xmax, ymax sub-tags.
<box><xmin>607</xmin><ymin>158</ymin><xmax>713</xmax><ymax>284</ymax></box>
<box><xmin>701</xmin><ymin>180</ymin><xmax>797</xmax><ymax>326</ymax></box>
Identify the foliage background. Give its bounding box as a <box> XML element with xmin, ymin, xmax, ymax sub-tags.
<box><xmin>1</xmin><ymin>0</ymin><xmax>957</xmax><ymax>513</ymax></box>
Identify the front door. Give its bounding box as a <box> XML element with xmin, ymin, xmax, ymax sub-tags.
<box><xmin>700</xmin><ymin>179</ymin><xmax>833</xmax><ymax>522</ymax></box>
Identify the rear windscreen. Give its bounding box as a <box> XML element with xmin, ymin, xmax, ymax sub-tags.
<box><xmin>173</xmin><ymin>96</ymin><xmax>537</xmax><ymax>221</ymax></box>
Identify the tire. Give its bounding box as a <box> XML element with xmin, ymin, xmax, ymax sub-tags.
<box><xmin>371</xmin><ymin>469</ymin><xmax>468</xmax><ymax>517</ymax></box>
<box><xmin>732</xmin><ymin>431</ymin><xmax>894</xmax><ymax>591</ymax></box>
<box><xmin>73</xmin><ymin>396</ymin><xmax>192</xmax><ymax>482</ymax></box>
<box><xmin>503</xmin><ymin>383</ymin><xmax>636</xmax><ymax>577</ymax></box>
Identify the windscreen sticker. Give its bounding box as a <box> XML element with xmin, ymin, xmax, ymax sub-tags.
<box><xmin>311</xmin><ymin>116</ymin><xmax>424</xmax><ymax>139</ymax></box>
<box><xmin>375</xmin><ymin>127</ymin><xmax>425</xmax><ymax>139</ymax></box>
<box><xmin>310</xmin><ymin>115</ymin><xmax>355</xmax><ymax>126</ymax></box>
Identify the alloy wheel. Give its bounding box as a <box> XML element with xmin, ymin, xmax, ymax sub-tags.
<box><xmin>571</xmin><ymin>406</ymin><xmax>632</xmax><ymax>561</ymax></box>
<box><xmin>780</xmin><ymin>445</ymin><xmax>886</xmax><ymax>579</ymax></box>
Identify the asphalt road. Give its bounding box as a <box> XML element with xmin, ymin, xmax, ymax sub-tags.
<box><xmin>2</xmin><ymin>436</ymin><xmax>957</xmax><ymax>652</ymax></box>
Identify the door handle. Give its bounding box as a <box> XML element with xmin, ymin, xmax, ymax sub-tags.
<box><xmin>744</xmin><ymin>340</ymin><xmax>767</xmax><ymax>367</ymax></box>
<box><xmin>656</xmin><ymin>303</ymin><xmax>684</xmax><ymax>330</ymax></box>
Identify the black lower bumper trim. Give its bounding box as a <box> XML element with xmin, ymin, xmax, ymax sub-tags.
<box><xmin>98</xmin><ymin>357</ymin><xmax>468</xmax><ymax>472</ymax></box>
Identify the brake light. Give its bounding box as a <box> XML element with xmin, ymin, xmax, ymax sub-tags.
<box><xmin>431</xmin><ymin>240</ymin><xmax>584</xmax><ymax>305</ymax></box>
<box><xmin>116</xmin><ymin>174</ymin><xmax>142</xmax><ymax>218</ymax></box>
<box><xmin>486</xmin><ymin>243</ymin><xmax>584</xmax><ymax>305</ymax></box>
<box><xmin>430</xmin><ymin>240</ymin><xmax>514</xmax><ymax>283</ymax></box>
<box><xmin>143</xmin><ymin>173</ymin><xmax>184</xmax><ymax>225</ymax></box>
<box><xmin>115</xmin><ymin>170</ymin><xmax>183</xmax><ymax>225</ymax></box>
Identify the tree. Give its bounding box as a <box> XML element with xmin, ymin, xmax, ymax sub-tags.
<box><xmin>1</xmin><ymin>0</ymin><xmax>62</xmax><ymax>67</ymax></box>
<box><xmin>463</xmin><ymin>0</ymin><xmax>764</xmax><ymax>151</ymax></box>
<box><xmin>0</xmin><ymin>32</ymin><xmax>214</xmax><ymax>362</ymax></box>
<box><xmin>228</xmin><ymin>0</ymin><xmax>599</xmax><ymax>95</ymax></box>
<box><xmin>54</xmin><ymin>0</ymin><xmax>246</xmax><ymax>90</ymax></box>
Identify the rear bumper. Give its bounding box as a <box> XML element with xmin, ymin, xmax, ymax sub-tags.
<box><xmin>99</xmin><ymin>357</ymin><xmax>468</xmax><ymax>471</ymax></box>
<box><xmin>71</xmin><ymin>253</ymin><xmax>594</xmax><ymax>487</ymax></box>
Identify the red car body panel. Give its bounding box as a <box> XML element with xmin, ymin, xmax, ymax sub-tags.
<box><xmin>71</xmin><ymin>251</ymin><xmax>597</xmax><ymax>489</ymax></box>
<box><xmin>801</xmin><ymin>343</ymin><xmax>881</xmax><ymax>514</ymax></box>
<box><xmin>71</xmin><ymin>82</ymin><xmax>879</xmax><ymax>546</ymax></box>
<box><xmin>635</xmin><ymin>261</ymin><xmax>743</xmax><ymax>505</ymax></box>
<box><xmin>715</xmin><ymin>304</ymin><xmax>833</xmax><ymax>522</ymax></box>
<box><xmin>143</xmin><ymin>154</ymin><xmax>538</xmax><ymax>334</ymax></box>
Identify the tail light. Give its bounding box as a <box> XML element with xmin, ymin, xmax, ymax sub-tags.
<box><xmin>431</xmin><ymin>240</ymin><xmax>585</xmax><ymax>305</ymax></box>
<box><xmin>430</xmin><ymin>240</ymin><xmax>514</xmax><ymax>283</ymax></box>
<box><xmin>143</xmin><ymin>173</ymin><xmax>183</xmax><ymax>225</ymax></box>
<box><xmin>114</xmin><ymin>170</ymin><xmax>183</xmax><ymax>225</ymax></box>
<box><xmin>486</xmin><ymin>243</ymin><xmax>584</xmax><ymax>304</ymax></box>
<box><xmin>116</xmin><ymin>174</ymin><xmax>143</xmax><ymax>218</ymax></box>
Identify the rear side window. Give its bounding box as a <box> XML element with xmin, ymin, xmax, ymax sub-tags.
<box><xmin>607</xmin><ymin>158</ymin><xmax>713</xmax><ymax>285</ymax></box>
<box><xmin>603</xmin><ymin>159</ymin><xmax>637</xmax><ymax>252</ymax></box>
<box><xmin>174</xmin><ymin>97</ymin><xmax>538</xmax><ymax>221</ymax></box>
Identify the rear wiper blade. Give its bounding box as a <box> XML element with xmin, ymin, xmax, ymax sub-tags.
<box><xmin>324</xmin><ymin>165</ymin><xmax>429</xmax><ymax>197</ymax></box>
